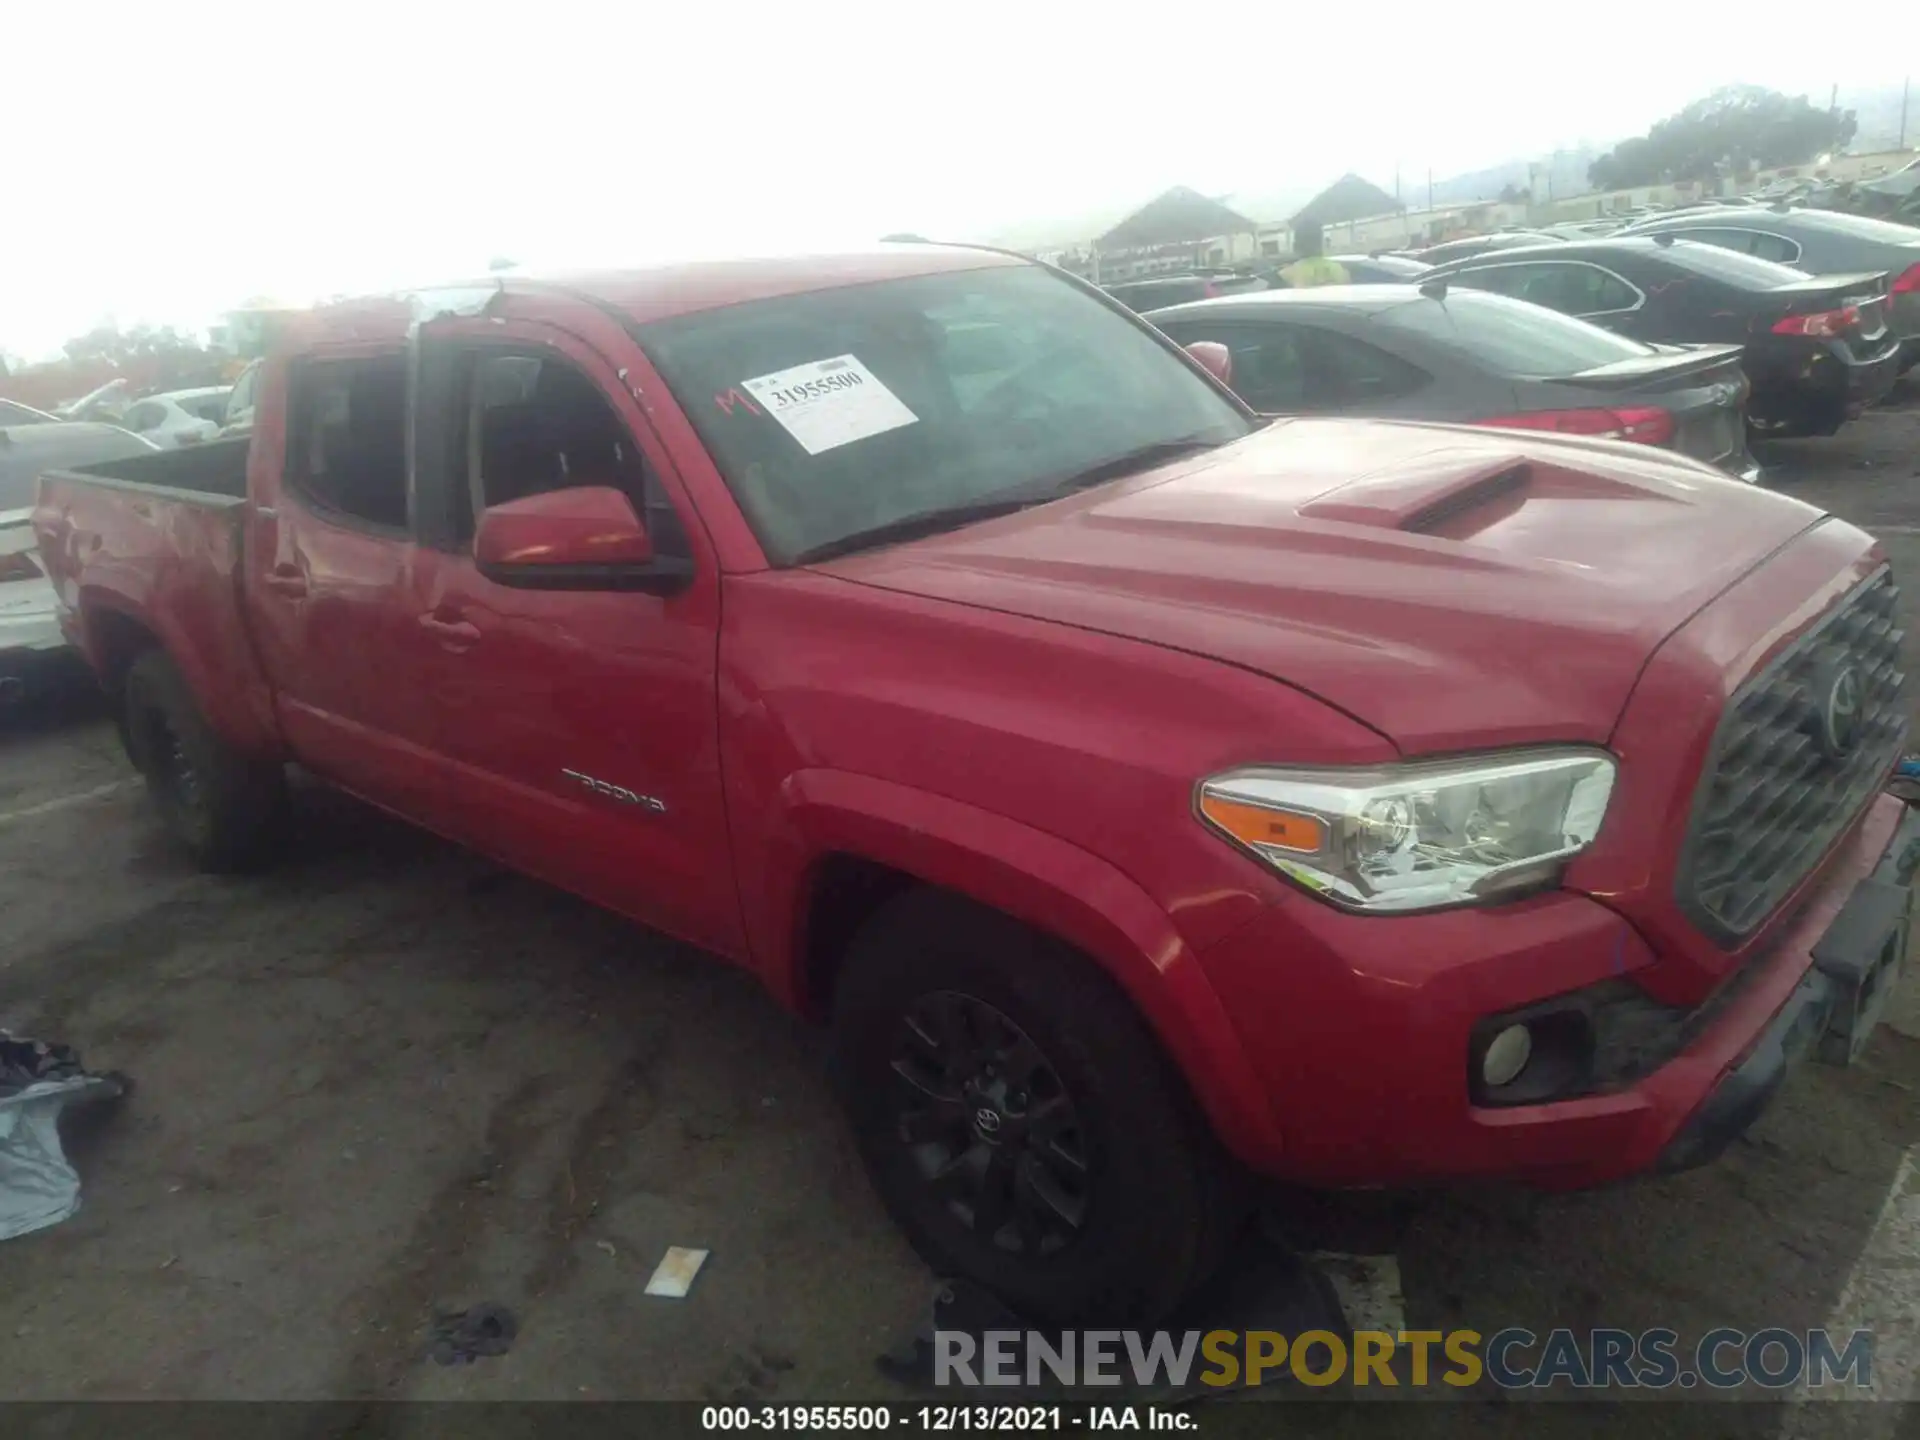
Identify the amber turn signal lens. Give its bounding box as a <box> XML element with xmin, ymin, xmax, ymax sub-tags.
<box><xmin>1199</xmin><ymin>794</ymin><xmax>1326</xmax><ymax>854</ymax></box>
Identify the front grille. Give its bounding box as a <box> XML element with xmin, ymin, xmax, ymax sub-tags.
<box><xmin>1677</xmin><ymin>568</ymin><xmax>1907</xmax><ymax>945</ymax></box>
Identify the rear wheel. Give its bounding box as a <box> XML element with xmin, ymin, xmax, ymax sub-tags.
<box><xmin>831</xmin><ymin>889</ymin><xmax>1243</xmax><ymax>1324</ymax></box>
<box><xmin>123</xmin><ymin>650</ymin><xmax>286</xmax><ymax>872</ymax></box>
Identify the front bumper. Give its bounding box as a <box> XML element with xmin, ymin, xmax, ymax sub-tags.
<box><xmin>1194</xmin><ymin>792</ymin><xmax>1911</xmax><ymax>1190</ymax></box>
<box><xmin>1657</xmin><ymin>798</ymin><xmax>1919</xmax><ymax>1172</ymax></box>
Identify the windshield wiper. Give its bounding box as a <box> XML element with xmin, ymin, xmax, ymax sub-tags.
<box><xmin>792</xmin><ymin>496</ymin><xmax>1045</xmax><ymax>565</ymax></box>
<box><xmin>1042</xmin><ymin>435</ymin><xmax>1226</xmax><ymax>497</ymax></box>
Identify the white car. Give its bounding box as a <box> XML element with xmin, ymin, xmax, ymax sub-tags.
<box><xmin>118</xmin><ymin>386</ymin><xmax>233</xmax><ymax>449</ymax></box>
<box><xmin>0</xmin><ymin>420</ymin><xmax>158</xmax><ymax>704</ymax></box>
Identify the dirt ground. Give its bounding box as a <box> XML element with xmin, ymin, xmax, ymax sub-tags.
<box><xmin>4</xmin><ymin>382</ymin><xmax>1920</xmax><ymax>1422</ymax></box>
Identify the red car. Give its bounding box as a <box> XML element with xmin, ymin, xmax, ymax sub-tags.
<box><xmin>31</xmin><ymin>245</ymin><xmax>1915</xmax><ymax>1324</ymax></box>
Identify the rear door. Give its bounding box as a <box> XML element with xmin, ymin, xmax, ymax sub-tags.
<box><xmin>403</xmin><ymin>312</ymin><xmax>744</xmax><ymax>958</ymax></box>
<box><xmin>240</xmin><ymin>344</ymin><xmax>428</xmax><ymax>798</ymax></box>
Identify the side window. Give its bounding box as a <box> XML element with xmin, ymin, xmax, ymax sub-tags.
<box><xmin>1449</xmin><ymin>266</ymin><xmax>1528</xmax><ymax>300</ymax></box>
<box><xmin>1302</xmin><ymin>331</ymin><xmax>1430</xmax><ymax>408</ymax></box>
<box><xmin>1163</xmin><ymin>322</ymin><xmax>1308</xmax><ymax>412</ymax></box>
<box><xmin>286</xmin><ymin>354</ymin><xmax>410</xmax><ymax>530</ymax></box>
<box><xmin>1672</xmin><ymin>227</ymin><xmax>1799</xmax><ymax>264</ymax></box>
<box><xmin>1748</xmin><ymin>232</ymin><xmax>1801</xmax><ymax>264</ymax></box>
<box><xmin>1568</xmin><ymin>265</ymin><xmax>1639</xmax><ymax>314</ymax></box>
<box><xmin>124</xmin><ymin>403</ymin><xmax>164</xmax><ymax>433</ymax></box>
<box><xmin>464</xmin><ymin>352</ymin><xmax>689</xmax><ymax>560</ymax></box>
<box><xmin>226</xmin><ymin>364</ymin><xmax>257</xmax><ymax>421</ymax></box>
<box><xmin>1476</xmin><ymin>263</ymin><xmax>1634</xmax><ymax>316</ymax></box>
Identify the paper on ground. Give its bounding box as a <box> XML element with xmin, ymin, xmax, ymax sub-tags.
<box><xmin>741</xmin><ymin>355</ymin><xmax>916</xmax><ymax>456</ymax></box>
<box><xmin>645</xmin><ymin>1245</ymin><xmax>711</xmax><ymax>1298</ymax></box>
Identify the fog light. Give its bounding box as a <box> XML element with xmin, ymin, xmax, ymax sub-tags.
<box><xmin>1481</xmin><ymin>1024</ymin><xmax>1533</xmax><ymax>1087</ymax></box>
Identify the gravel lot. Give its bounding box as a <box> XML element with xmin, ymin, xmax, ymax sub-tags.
<box><xmin>3</xmin><ymin>383</ymin><xmax>1919</xmax><ymax>1425</ymax></box>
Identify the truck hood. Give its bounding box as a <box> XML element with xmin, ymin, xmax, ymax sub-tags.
<box><xmin>820</xmin><ymin>419</ymin><xmax>1828</xmax><ymax>752</ymax></box>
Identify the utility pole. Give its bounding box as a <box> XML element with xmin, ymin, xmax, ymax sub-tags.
<box><xmin>1426</xmin><ymin>168</ymin><xmax>1433</xmax><ymax>211</ymax></box>
<box><xmin>1901</xmin><ymin>76</ymin><xmax>1911</xmax><ymax>151</ymax></box>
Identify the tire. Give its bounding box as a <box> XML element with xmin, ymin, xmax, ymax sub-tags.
<box><xmin>122</xmin><ymin>649</ymin><xmax>286</xmax><ymax>872</ymax></box>
<box><xmin>831</xmin><ymin>888</ymin><xmax>1243</xmax><ymax>1325</ymax></box>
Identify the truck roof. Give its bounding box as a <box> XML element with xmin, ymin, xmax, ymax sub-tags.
<box><xmin>290</xmin><ymin>244</ymin><xmax>1026</xmax><ymax>350</ymax></box>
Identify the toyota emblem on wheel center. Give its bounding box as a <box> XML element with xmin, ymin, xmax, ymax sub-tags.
<box><xmin>1818</xmin><ymin>664</ymin><xmax>1864</xmax><ymax>759</ymax></box>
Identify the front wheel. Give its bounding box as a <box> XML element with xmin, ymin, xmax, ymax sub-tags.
<box><xmin>831</xmin><ymin>889</ymin><xmax>1243</xmax><ymax>1324</ymax></box>
<box><xmin>123</xmin><ymin>649</ymin><xmax>286</xmax><ymax>872</ymax></box>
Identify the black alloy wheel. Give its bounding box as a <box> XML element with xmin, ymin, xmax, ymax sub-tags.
<box><xmin>890</xmin><ymin>990</ymin><xmax>1091</xmax><ymax>1257</ymax></box>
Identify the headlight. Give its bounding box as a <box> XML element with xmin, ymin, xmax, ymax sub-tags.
<box><xmin>1196</xmin><ymin>749</ymin><xmax>1616</xmax><ymax>913</ymax></box>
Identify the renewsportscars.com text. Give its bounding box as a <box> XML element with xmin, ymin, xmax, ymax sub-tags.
<box><xmin>934</xmin><ymin>1327</ymin><xmax>1874</xmax><ymax>1391</ymax></box>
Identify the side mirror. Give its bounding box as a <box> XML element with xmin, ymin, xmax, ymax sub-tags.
<box><xmin>475</xmin><ymin>485</ymin><xmax>691</xmax><ymax>594</ymax></box>
<box><xmin>1184</xmin><ymin>341</ymin><xmax>1233</xmax><ymax>388</ymax></box>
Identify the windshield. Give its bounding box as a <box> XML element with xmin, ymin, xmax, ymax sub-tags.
<box><xmin>1374</xmin><ymin>291</ymin><xmax>1654</xmax><ymax>376</ymax></box>
<box><xmin>639</xmin><ymin>263</ymin><xmax>1252</xmax><ymax>564</ymax></box>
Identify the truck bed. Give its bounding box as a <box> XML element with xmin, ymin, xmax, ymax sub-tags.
<box><xmin>33</xmin><ymin>436</ymin><xmax>281</xmax><ymax>757</ymax></box>
<box><xmin>46</xmin><ymin>435</ymin><xmax>251</xmax><ymax>505</ymax></box>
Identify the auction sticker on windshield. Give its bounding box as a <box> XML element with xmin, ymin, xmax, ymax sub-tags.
<box><xmin>741</xmin><ymin>355</ymin><xmax>918</xmax><ymax>456</ymax></box>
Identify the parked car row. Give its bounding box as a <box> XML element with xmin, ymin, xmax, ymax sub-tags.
<box><xmin>1148</xmin><ymin>285</ymin><xmax>1759</xmax><ymax>478</ymax></box>
<box><xmin>1417</xmin><ymin>236</ymin><xmax>1904</xmax><ymax>437</ymax></box>
<box><xmin>1134</xmin><ymin>209</ymin><xmax>1918</xmax><ymax>459</ymax></box>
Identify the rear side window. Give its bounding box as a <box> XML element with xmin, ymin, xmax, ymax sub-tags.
<box><xmin>1160</xmin><ymin>321</ymin><xmax>1309</xmax><ymax>411</ymax></box>
<box><xmin>1376</xmin><ymin>292</ymin><xmax>1654</xmax><ymax>376</ymax></box>
<box><xmin>1306</xmin><ymin>330</ymin><xmax>1429</xmax><ymax>407</ymax></box>
<box><xmin>1668</xmin><ymin>226</ymin><xmax>1802</xmax><ymax>264</ymax></box>
<box><xmin>1465</xmin><ymin>262</ymin><xmax>1638</xmax><ymax>316</ymax></box>
<box><xmin>285</xmin><ymin>355</ymin><xmax>409</xmax><ymax>530</ymax></box>
<box><xmin>1656</xmin><ymin>242</ymin><xmax>1809</xmax><ymax>289</ymax></box>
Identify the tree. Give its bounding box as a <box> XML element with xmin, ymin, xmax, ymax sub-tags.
<box><xmin>1588</xmin><ymin>86</ymin><xmax>1857</xmax><ymax>191</ymax></box>
<box><xmin>58</xmin><ymin>322</ymin><xmax>220</xmax><ymax>392</ymax></box>
<box><xmin>1496</xmin><ymin>183</ymin><xmax>1532</xmax><ymax>204</ymax></box>
<box><xmin>62</xmin><ymin>322</ymin><xmax>205</xmax><ymax>367</ymax></box>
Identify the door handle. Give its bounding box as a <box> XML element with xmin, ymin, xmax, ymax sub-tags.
<box><xmin>263</xmin><ymin>565</ymin><xmax>307</xmax><ymax>598</ymax></box>
<box><xmin>419</xmin><ymin>614</ymin><xmax>482</xmax><ymax>648</ymax></box>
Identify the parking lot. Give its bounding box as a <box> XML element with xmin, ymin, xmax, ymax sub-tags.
<box><xmin>4</xmin><ymin>385</ymin><xmax>1920</xmax><ymax>1426</ymax></box>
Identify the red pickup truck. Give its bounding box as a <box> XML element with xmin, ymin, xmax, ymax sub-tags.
<box><xmin>32</xmin><ymin>245</ymin><xmax>1917</xmax><ymax>1324</ymax></box>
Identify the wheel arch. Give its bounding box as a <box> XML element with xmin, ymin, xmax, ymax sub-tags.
<box><xmin>765</xmin><ymin>768</ymin><xmax>1285</xmax><ymax>1168</ymax></box>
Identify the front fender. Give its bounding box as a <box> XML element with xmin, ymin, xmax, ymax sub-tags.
<box><xmin>754</xmin><ymin>767</ymin><xmax>1286</xmax><ymax>1169</ymax></box>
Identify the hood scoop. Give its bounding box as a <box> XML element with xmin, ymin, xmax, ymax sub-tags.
<box><xmin>1294</xmin><ymin>449</ymin><xmax>1533</xmax><ymax>535</ymax></box>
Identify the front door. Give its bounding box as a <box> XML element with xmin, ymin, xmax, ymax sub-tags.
<box><xmin>404</xmin><ymin>318</ymin><xmax>744</xmax><ymax>959</ymax></box>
